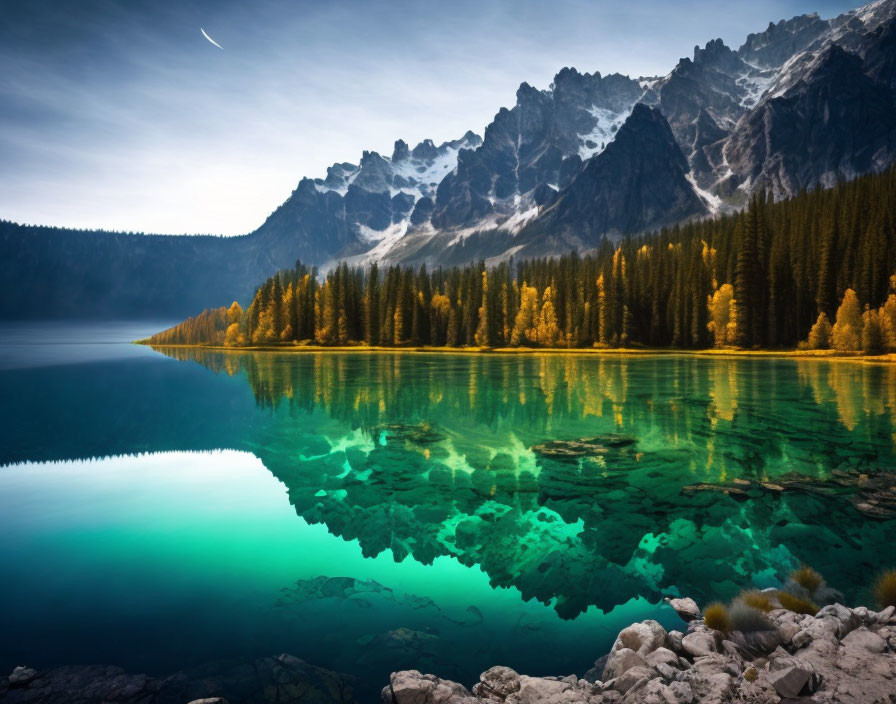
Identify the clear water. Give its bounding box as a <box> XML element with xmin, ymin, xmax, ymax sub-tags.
<box><xmin>1</xmin><ymin>325</ymin><xmax>895</xmax><ymax>700</ymax></box>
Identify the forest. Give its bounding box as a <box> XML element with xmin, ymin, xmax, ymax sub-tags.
<box><xmin>148</xmin><ymin>167</ymin><xmax>896</xmax><ymax>352</ymax></box>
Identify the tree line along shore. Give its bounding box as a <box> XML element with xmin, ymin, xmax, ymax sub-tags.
<box><xmin>147</xmin><ymin>168</ymin><xmax>896</xmax><ymax>355</ymax></box>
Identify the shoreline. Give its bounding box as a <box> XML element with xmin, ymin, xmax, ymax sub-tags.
<box><xmin>7</xmin><ymin>598</ymin><xmax>895</xmax><ymax>703</ymax></box>
<box><xmin>135</xmin><ymin>341</ymin><xmax>896</xmax><ymax>365</ymax></box>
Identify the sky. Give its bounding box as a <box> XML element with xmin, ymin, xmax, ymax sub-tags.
<box><xmin>0</xmin><ymin>0</ymin><xmax>866</xmax><ymax>236</ymax></box>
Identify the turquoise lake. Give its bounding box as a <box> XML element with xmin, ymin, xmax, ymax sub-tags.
<box><xmin>1</xmin><ymin>324</ymin><xmax>895</xmax><ymax>701</ymax></box>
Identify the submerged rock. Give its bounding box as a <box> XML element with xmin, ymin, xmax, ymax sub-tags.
<box><xmin>681</xmin><ymin>483</ymin><xmax>749</xmax><ymax>500</ymax></box>
<box><xmin>372</xmin><ymin>422</ymin><xmax>445</xmax><ymax>446</ymax></box>
<box><xmin>530</xmin><ymin>439</ymin><xmax>610</xmax><ymax>460</ymax></box>
<box><xmin>680</xmin><ymin>468</ymin><xmax>896</xmax><ymax>518</ymax></box>
<box><xmin>7</xmin><ymin>667</ymin><xmax>37</xmax><ymax>687</ymax></box>
<box><xmin>531</xmin><ymin>434</ymin><xmax>636</xmax><ymax>461</ymax></box>
<box><xmin>2</xmin><ymin>655</ymin><xmax>359</xmax><ymax>704</ymax></box>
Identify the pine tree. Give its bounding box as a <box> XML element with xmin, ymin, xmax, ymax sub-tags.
<box><xmin>365</xmin><ymin>263</ymin><xmax>380</xmax><ymax>345</ymax></box>
<box><xmin>861</xmin><ymin>306</ymin><xmax>884</xmax><ymax>354</ymax></box>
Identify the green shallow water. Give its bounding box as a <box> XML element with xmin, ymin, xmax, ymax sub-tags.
<box><xmin>1</xmin><ymin>325</ymin><xmax>895</xmax><ymax>700</ymax></box>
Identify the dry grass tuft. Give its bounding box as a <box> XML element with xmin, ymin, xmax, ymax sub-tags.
<box><xmin>739</xmin><ymin>589</ymin><xmax>774</xmax><ymax>613</ymax></box>
<box><xmin>873</xmin><ymin>569</ymin><xmax>896</xmax><ymax>609</ymax></box>
<box><xmin>777</xmin><ymin>590</ymin><xmax>819</xmax><ymax>615</ymax></box>
<box><xmin>790</xmin><ymin>565</ymin><xmax>824</xmax><ymax>595</ymax></box>
<box><xmin>703</xmin><ymin>601</ymin><xmax>731</xmax><ymax>634</ymax></box>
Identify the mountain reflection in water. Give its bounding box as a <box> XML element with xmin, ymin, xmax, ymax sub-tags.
<box><xmin>152</xmin><ymin>348</ymin><xmax>896</xmax><ymax>615</ymax></box>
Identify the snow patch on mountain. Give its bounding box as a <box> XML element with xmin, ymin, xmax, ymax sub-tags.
<box><xmin>686</xmin><ymin>173</ymin><xmax>723</xmax><ymax>213</ymax></box>
<box><xmin>850</xmin><ymin>0</ymin><xmax>896</xmax><ymax>30</ymax></box>
<box><xmin>578</xmin><ymin>106</ymin><xmax>634</xmax><ymax>159</ymax></box>
<box><xmin>390</xmin><ymin>143</ymin><xmax>470</xmax><ymax>199</ymax></box>
<box><xmin>346</xmin><ymin>222</ymin><xmax>411</xmax><ymax>266</ymax></box>
<box><xmin>498</xmin><ymin>206</ymin><xmax>540</xmax><ymax>234</ymax></box>
<box><xmin>736</xmin><ymin>70</ymin><xmax>776</xmax><ymax>107</ymax></box>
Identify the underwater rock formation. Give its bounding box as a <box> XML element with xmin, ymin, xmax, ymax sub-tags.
<box><xmin>381</xmin><ymin>599</ymin><xmax>896</xmax><ymax>703</ymax></box>
<box><xmin>682</xmin><ymin>467</ymin><xmax>896</xmax><ymax>519</ymax></box>
<box><xmin>1</xmin><ymin>654</ymin><xmax>359</xmax><ymax>704</ymax></box>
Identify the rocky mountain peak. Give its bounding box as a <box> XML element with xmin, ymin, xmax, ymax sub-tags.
<box><xmin>738</xmin><ymin>12</ymin><xmax>829</xmax><ymax>68</ymax></box>
<box><xmin>392</xmin><ymin>139</ymin><xmax>410</xmax><ymax>162</ymax></box>
<box><xmin>411</xmin><ymin>139</ymin><xmax>439</xmax><ymax>161</ymax></box>
<box><xmin>693</xmin><ymin>38</ymin><xmax>745</xmax><ymax>75</ymax></box>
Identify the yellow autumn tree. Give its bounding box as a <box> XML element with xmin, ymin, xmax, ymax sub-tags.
<box><xmin>475</xmin><ymin>270</ymin><xmax>490</xmax><ymax>347</ymax></box>
<box><xmin>393</xmin><ymin>307</ymin><xmax>403</xmax><ymax>345</ymax></box>
<box><xmin>596</xmin><ymin>274</ymin><xmax>609</xmax><ymax>347</ymax></box>
<box><xmin>537</xmin><ymin>286</ymin><xmax>560</xmax><ymax>346</ymax></box>
<box><xmin>280</xmin><ymin>284</ymin><xmax>294</xmax><ymax>341</ymax></box>
<box><xmin>224</xmin><ymin>323</ymin><xmax>243</xmax><ymax>346</ymax></box>
<box><xmin>315</xmin><ymin>285</ymin><xmax>336</xmax><ymax>345</ymax></box>
<box><xmin>807</xmin><ymin>312</ymin><xmax>832</xmax><ymax>349</ymax></box>
<box><xmin>511</xmin><ymin>283</ymin><xmax>539</xmax><ymax>346</ymax></box>
<box><xmin>227</xmin><ymin>301</ymin><xmax>243</xmax><ymax>325</ymax></box>
<box><xmin>706</xmin><ymin>284</ymin><xmax>736</xmax><ymax>347</ymax></box>
<box><xmin>878</xmin><ymin>274</ymin><xmax>896</xmax><ymax>351</ymax></box>
<box><xmin>224</xmin><ymin>300</ymin><xmax>245</xmax><ymax>346</ymax></box>
<box><xmin>831</xmin><ymin>288</ymin><xmax>863</xmax><ymax>352</ymax></box>
<box><xmin>252</xmin><ymin>304</ymin><xmax>276</xmax><ymax>344</ymax></box>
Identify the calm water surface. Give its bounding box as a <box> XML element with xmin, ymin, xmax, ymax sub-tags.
<box><xmin>1</xmin><ymin>324</ymin><xmax>894</xmax><ymax>700</ymax></box>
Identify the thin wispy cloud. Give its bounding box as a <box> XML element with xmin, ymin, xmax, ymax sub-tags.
<box><xmin>0</xmin><ymin>0</ymin><xmax>866</xmax><ymax>235</ymax></box>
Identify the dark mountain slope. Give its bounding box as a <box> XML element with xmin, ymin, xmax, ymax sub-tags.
<box><xmin>724</xmin><ymin>45</ymin><xmax>896</xmax><ymax>199</ymax></box>
<box><xmin>516</xmin><ymin>105</ymin><xmax>707</xmax><ymax>250</ymax></box>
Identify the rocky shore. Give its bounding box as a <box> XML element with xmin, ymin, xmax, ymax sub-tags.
<box><xmin>5</xmin><ymin>598</ymin><xmax>895</xmax><ymax>704</ymax></box>
<box><xmin>382</xmin><ymin>597</ymin><xmax>896</xmax><ymax>704</ymax></box>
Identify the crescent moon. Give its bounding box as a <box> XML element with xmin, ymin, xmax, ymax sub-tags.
<box><xmin>200</xmin><ymin>27</ymin><xmax>223</xmax><ymax>50</ymax></box>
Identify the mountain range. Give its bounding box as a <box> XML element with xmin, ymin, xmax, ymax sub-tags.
<box><xmin>3</xmin><ymin>0</ymin><xmax>896</xmax><ymax>318</ymax></box>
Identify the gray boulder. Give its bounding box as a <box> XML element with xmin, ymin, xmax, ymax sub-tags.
<box><xmin>387</xmin><ymin>671</ymin><xmax>478</xmax><ymax>704</ymax></box>
<box><xmin>841</xmin><ymin>627</ymin><xmax>887</xmax><ymax>654</ymax></box>
<box><xmin>603</xmin><ymin>649</ymin><xmax>648</xmax><ymax>681</ymax></box>
<box><xmin>665</xmin><ymin>598</ymin><xmax>701</xmax><ymax>623</ymax></box>
<box><xmin>681</xmin><ymin>631</ymin><xmax>717</xmax><ymax>658</ymax></box>
<box><xmin>7</xmin><ymin>667</ymin><xmax>37</xmax><ymax>687</ymax></box>
<box><xmin>472</xmin><ymin>667</ymin><xmax>521</xmax><ymax>701</ymax></box>
<box><xmin>766</xmin><ymin>665</ymin><xmax>812</xmax><ymax>698</ymax></box>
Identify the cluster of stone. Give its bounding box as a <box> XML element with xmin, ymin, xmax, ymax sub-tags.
<box><xmin>381</xmin><ymin>598</ymin><xmax>896</xmax><ymax>704</ymax></box>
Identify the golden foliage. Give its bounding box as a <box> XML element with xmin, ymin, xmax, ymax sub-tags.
<box><xmin>511</xmin><ymin>283</ymin><xmax>540</xmax><ymax>346</ymax></box>
<box><xmin>707</xmin><ymin>284</ymin><xmax>737</xmax><ymax>348</ymax></box>
<box><xmin>832</xmin><ymin>288</ymin><xmax>862</xmax><ymax>351</ymax></box>
<box><xmin>807</xmin><ymin>312</ymin><xmax>832</xmax><ymax>349</ymax></box>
